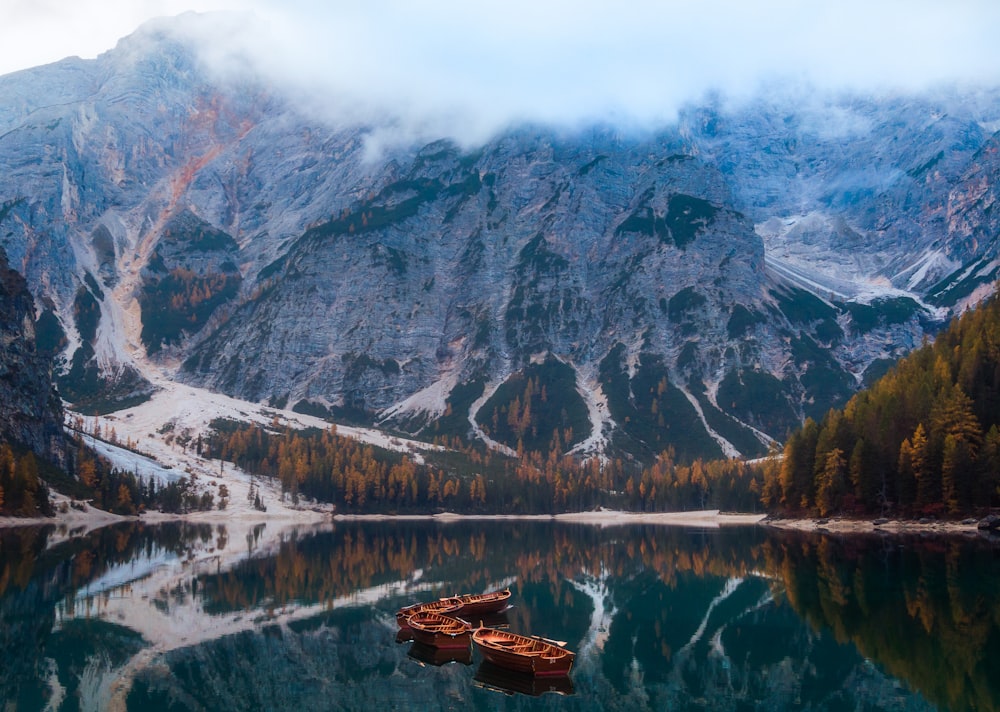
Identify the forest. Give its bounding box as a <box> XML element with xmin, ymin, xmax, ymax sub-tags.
<box><xmin>0</xmin><ymin>423</ymin><xmax>221</xmax><ymax>518</ymax></box>
<box><xmin>759</xmin><ymin>290</ymin><xmax>1000</xmax><ymax>517</ymax></box>
<box><xmin>205</xmin><ymin>289</ymin><xmax>1000</xmax><ymax>518</ymax></box>
<box><xmin>0</xmin><ymin>445</ymin><xmax>53</xmax><ymax>517</ymax></box>
<box><xmin>202</xmin><ymin>419</ymin><xmax>763</xmax><ymax>514</ymax></box>
<box><xmin>6</xmin><ymin>292</ymin><xmax>1000</xmax><ymax>520</ymax></box>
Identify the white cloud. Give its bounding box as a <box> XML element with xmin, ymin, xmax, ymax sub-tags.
<box><xmin>4</xmin><ymin>0</ymin><xmax>1000</xmax><ymax>144</ymax></box>
<box><xmin>0</xmin><ymin>0</ymin><xmax>236</xmax><ymax>75</ymax></box>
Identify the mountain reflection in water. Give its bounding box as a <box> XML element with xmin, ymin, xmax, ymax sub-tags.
<box><xmin>1</xmin><ymin>520</ymin><xmax>997</xmax><ymax>710</ymax></box>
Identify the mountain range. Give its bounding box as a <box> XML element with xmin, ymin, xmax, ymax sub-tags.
<box><xmin>1</xmin><ymin>13</ymin><xmax>998</xmax><ymax>464</ymax></box>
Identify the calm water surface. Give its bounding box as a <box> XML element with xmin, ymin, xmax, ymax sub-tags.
<box><xmin>1</xmin><ymin>520</ymin><xmax>999</xmax><ymax>711</ymax></box>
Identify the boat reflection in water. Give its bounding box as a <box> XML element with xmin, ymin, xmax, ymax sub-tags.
<box><xmin>466</xmin><ymin>609</ymin><xmax>511</xmax><ymax>630</ymax></box>
<box><xmin>407</xmin><ymin>641</ymin><xmax>473</xmax><ymax>667</ymax></box>
<box><xmin>474</xmin><ymin>660</ymin><xmax>575</xmax><ymax>697</ymax></box>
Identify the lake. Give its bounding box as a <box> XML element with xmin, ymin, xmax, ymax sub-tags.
<box><xmin>1</xmin><ymin>519</ymin><xmax>998</xmax><ymax>711</ymax></box>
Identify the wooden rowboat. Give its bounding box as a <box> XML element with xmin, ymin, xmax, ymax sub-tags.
<box><xmin>396</xmin><ymin>596</ymin><xmax>462</xmax><ymax>628</ymax></box>
<box><xmin>396</xmin><ymin>587</ymin><xmax>510</xmax><ymax>627</ymax></box>
<box><xmin>406</xmin><ymin>611</ymin><xmax>472</xmax><ymax>649</ymax></box>
<box><xmin>471</xmin><ymin>627</ymin><xmax>575</xmax><ymax>677</ymax></box>
<box><xmin>453</xmin><ymin>588</ymin><xmax>512</xmax><ymax>617</ymax></box>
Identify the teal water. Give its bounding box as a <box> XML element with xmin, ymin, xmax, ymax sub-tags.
<box><xmin>1</xmin><ymin>520</ymin><xmax>998</xmax><ymax>711</ymax></box>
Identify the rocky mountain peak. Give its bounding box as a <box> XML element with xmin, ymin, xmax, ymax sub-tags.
<box><xmin>1</xmin><ymin>13</ymin><xmax>998</xmax><ymax>463</ymax></box>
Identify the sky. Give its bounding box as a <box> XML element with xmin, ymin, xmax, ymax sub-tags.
<box><xmin>4</xmin><ymin>0</ymin><xmax>1000</xmax><ymax>143</ymax></box>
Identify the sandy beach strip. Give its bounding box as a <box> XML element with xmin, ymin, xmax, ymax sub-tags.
<box><xmin>9</xmin><ymin>505</ymin><xmax>998</xmax><ymax>539</ymax></box>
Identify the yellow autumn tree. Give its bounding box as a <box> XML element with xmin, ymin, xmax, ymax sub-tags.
<box><xmin>78</xmin><ymin>457</ymin><xmax>97</xmax><ymax>489</ymax></box>
<box><xmin>117</xmin><ymin>483</ymin><xmax>133</xmax><ymax>513</ymax></box>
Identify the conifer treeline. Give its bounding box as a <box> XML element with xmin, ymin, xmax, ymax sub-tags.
<box><xmin>204</xmin><ymin>420</ymin><xmax>763</xmax><ymax>514</ymax></box>
<box><xmin>761</xmin><ymin>291</ymin><xmax>1000</xmax><ymax>516</ymax></box>
<box><xmin>73</xmin><ymin>444</ymin><xmax>218</xmax><ymax>516</ymax></box>
<box><xmin>1</xmin><ymin>422</ymin><xmax>222</xmax><ymax>518</ymax></box>
<box><xmin>70</xmin><ymin>432</ymin><xmax>221</xmax><ymax>516</ymax></box>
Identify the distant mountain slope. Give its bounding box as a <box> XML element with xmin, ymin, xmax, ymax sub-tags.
<box><xmin>0</xmin><ymin>246</ymin><xmax>63</xmax><ymax>515</ymax></box>
<box><xmin>0</xmin><ymin>247</ymin><xmax>63</xmax><ymax>457</ymax></box>
<box><xmin>763</xmin><ymin>290</ymin><xmax>1000</xmax><ymax>516</ymax></box>
<box><xmin>0</xmin><ymin>14</ymin><xmax>998</xmax><ymax>463</ymax></box>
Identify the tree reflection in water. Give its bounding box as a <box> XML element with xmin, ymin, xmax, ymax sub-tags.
<box><xmin>2</xmin><ymin>521</ymin><xmax>997</xmax><ymax>710</ymax></box>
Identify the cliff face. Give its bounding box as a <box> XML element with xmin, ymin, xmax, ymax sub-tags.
<box><xmin>0</xmin><ymin>248</ymin><xmax>63</xmax><ymax>458</ymax></box>
<box><xmin>0</xmin><ymin>15</ymin><xmax>998</xmax><ymax>461</ymax></box>
<box><xmin>181</xmin><ymin>136</ymin><xmax>770</xmax><ymax>452</ymax></box>
<box><xmin>682</xmin><ymin>93</ymin><xmax>1000</xmax><ymax>302</ymax></box>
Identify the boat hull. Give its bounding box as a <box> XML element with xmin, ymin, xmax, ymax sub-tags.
<box><xmin>472</xmin><ymin>628</ymin><xmax>575</xmax><ymax>677</ymax></box>
<box><xmin>477</xmin><ymin>648</ymin><xmax>573</xmax><ymax>676</ymax></box>
<box><xmin>410</xmin><ymin>629</ymin><xmax>472</xmax><ymax>650</ymax></box>
<box><xmin>453</xmin><ymin>588</ymin><xmax>512</xmax><ymax>618</ymax></box>
<box><xmin>407</xmin><ymin>611</ymin><xmax>472</xmax><ymax>650</ymax></box>
<box><xmin>395</xmin><ymin>597</ymin><xmax>462</xmax><ymax>629</ymax></box>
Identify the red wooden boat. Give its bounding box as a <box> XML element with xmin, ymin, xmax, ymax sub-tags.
<box><xmin>396</xmin><ymin>596</ymin><xmax>462</xmax><ymax>628</ymax></box>
<box><xmin>471</xmin><ymin>628</ymin><xmax>575</xmax><ymax>677</ymax></box>
<box><xmin>406</xmin><ymin>611</ymin><xmax>472</xmax><ymax>649</ymax></box>
<box><xmin>453</xmin><ymin>588</ymin><xmax>512</xmax><ymax>617</ymax></box>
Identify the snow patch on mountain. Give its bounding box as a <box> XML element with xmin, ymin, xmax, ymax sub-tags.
<box><xmin>704</xmin><ymin>378</ymin><xmax>777</xmax><ymax>448</ymax></box>
<box><xmin>678</xmin><ymin>384</ymin><xmax>740</xmax><ymax>459</ymax></box>
<box><xmin>378</xmin><ymin>370</ymin><xmax>459</xmax><ymax>423</ymax></box>
<box><xmin>956</xmin><ymin>278</ymin><xmax>1000</xmax><ymax>313</ymax></box>
<box><xmin>901</xmin><ymin>249</ymin><xmax>960</xmax><ymax>291</ymax></box>
<box><xmin>568</xmin><ymin>374</ymin><xmax>613</xmax><ymax>461</ymax></box>
<box><xmin>81</xmin><ymin>377</ymin><xmax>443</xmax><ymax>472</ymax></box>
<box><xmin>761</xmin><ymin>216</ymin><xmax>950</xmax><ymax>318</ymax></box>
<box><xmin>758</xmin><ymin>212</ymin><xmax>924</xmax><ymax>302</ymax></box>
<box><xmin>75</xmin><ymin>431</ymin><xmax>186</xmax><ymax>485</ymax></box>
<box><xmin>467</xmin><ymin>380</ymin><xmax>517</xmax><ymax>458</ymax></box>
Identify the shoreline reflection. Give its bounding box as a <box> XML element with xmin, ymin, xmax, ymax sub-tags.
<box><xmin>3</xmin><ymin>521</ymin><xmax>995</xmax><ymax>710</ymax></box>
